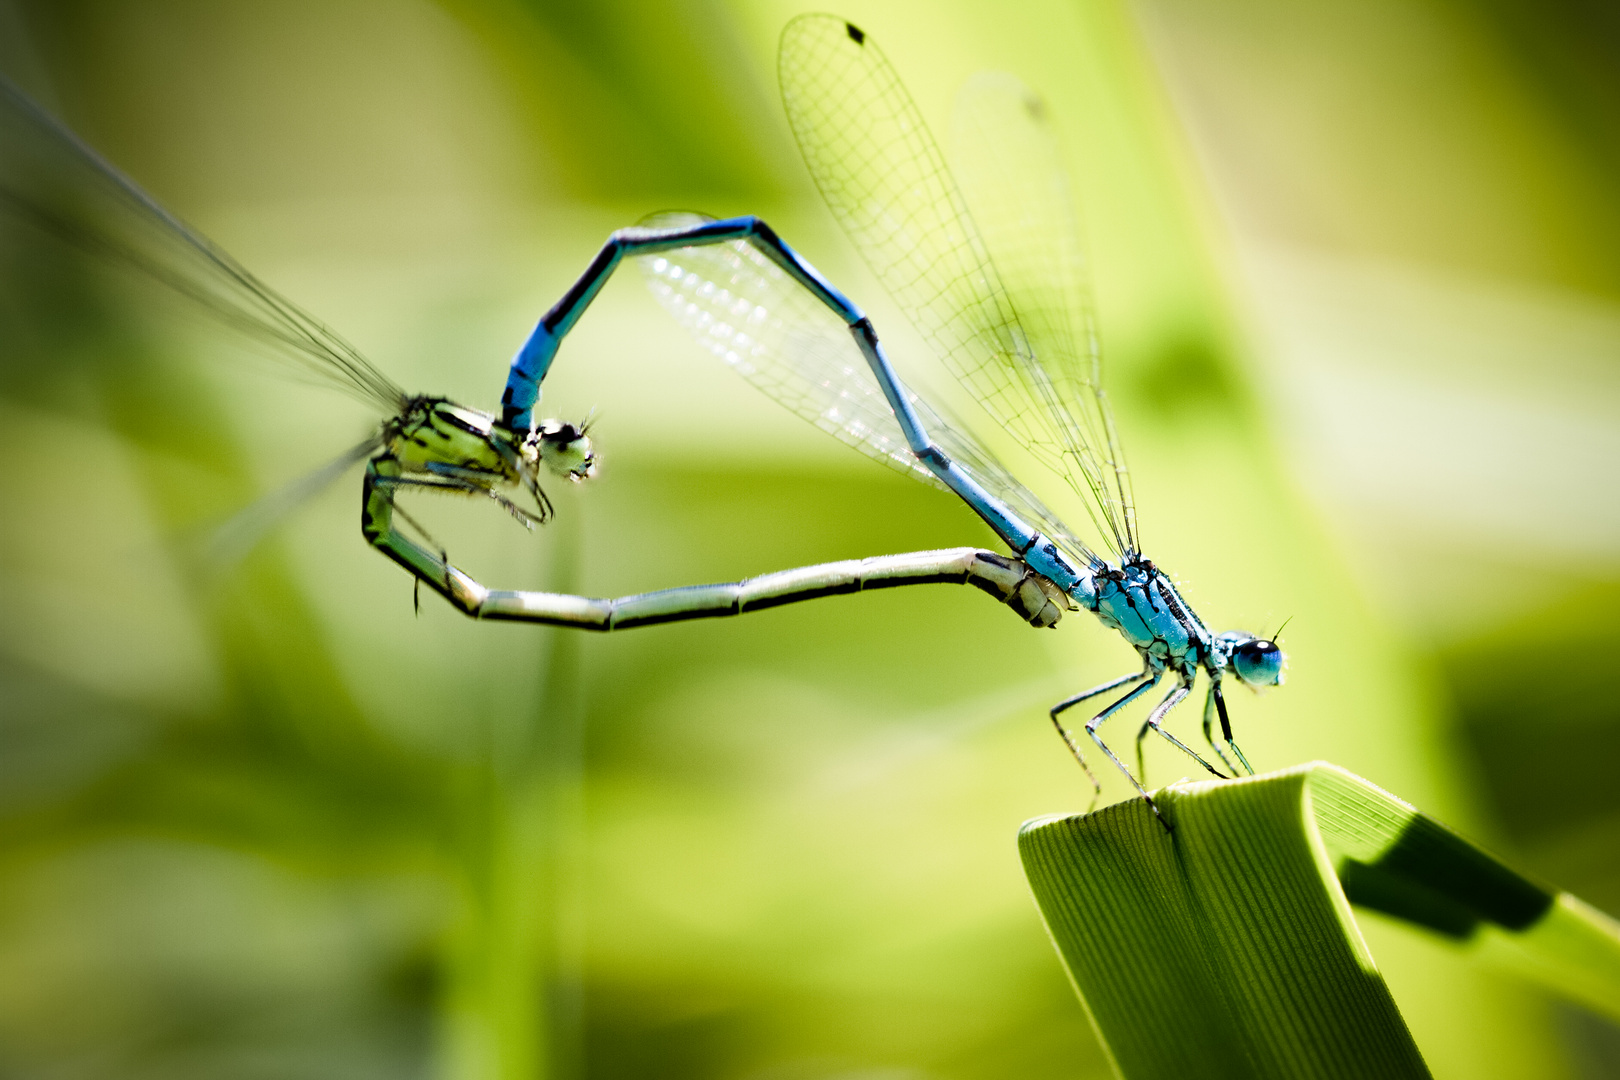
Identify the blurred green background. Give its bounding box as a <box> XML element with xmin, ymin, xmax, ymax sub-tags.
<box><xmin>0</xmin><ymin>0</ymin><xmax>1616</xmax><ymax>1078</ymax></box>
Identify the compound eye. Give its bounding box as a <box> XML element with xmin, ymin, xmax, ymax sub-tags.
<box><xmin>1233</xmin><ymin>639</ymin><xmax>1285</xmax><ymax>686</ymax></box>
<box><xmin>535</xmin><ymin>420</ymin><xmax>598</xmax><ymax>480</ymax></box>
<box><xmin>539</xmin><ymin>420</ymin><xmax>583</xmax><ymax>445</ymax></box>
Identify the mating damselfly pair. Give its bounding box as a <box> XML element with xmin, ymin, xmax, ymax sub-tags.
<box><xmin>0</xmin><ymin>14</ymin><xmax>1285</xmax><ymax>823</ymax></box>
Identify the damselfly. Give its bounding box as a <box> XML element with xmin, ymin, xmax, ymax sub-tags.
<box><xmin>637</xmin><ymin>16</ymin><xmax>1287</xmax><ymax>823</ymax></box>
<box><xmin>0</xmin><ymin>76</ymin><xmax>1063</xmax><ymax>631</ymax></box>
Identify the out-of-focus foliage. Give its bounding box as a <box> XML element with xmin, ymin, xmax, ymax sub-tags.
<box><xmin>1023</xmin><ymin>764</ymin><xmax>1620</xmax><ymax>1080</ymax></box>
<box><xmin>0</xmin><ymin>1</ymin><xmax>1615</xmax><ymax>1079</ymax></box>
<box><xmin>1143</xmin><ymin>7</ymin><xmax>1620</xmax><ymax>1073</ymax></box>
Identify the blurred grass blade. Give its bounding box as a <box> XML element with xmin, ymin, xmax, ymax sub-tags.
<box><xmin>1019</xmin><ymin>762</ymin><xmax>1620</xmax><ymax>1079</ymax></box>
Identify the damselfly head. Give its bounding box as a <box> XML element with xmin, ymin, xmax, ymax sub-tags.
<box><xmin>534</xmin><ymin>418</ymin><xmax>597</xmax><ymax>481</ymax></box>
<box><xmin>1229</xmin><ymin>636</ymin><xmax>1286</xmax><ymax>688</ymax></box>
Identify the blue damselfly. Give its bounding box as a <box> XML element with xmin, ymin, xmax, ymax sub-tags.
<box><xmin>635</xmin><ymin>16</ymin><xmax>1288</xmax><ymax>822</ymax></box>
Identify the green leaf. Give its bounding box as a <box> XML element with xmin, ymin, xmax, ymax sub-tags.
<box><xmin>1019</xmin><ymin>761</ymin><xmax>1620</xmax><ymax>1080</ymax></box>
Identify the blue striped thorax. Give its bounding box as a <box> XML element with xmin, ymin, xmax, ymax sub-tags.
<box><xmin>1091</xmin><ymin>559</ymin><xmax>1213</xmax><ymax>673</ymax></box>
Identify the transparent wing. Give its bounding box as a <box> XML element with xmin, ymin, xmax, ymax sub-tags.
<box><xmin>0</xmin><ymin>77</ymin><xmax>406</xmax><ymax>414</ymax></box>
<box><xmin>637</xmin><ymin>212</ymin><xmax>927</xmax><ymax>484</ymax></box>
<box><xmin>204</xmin><ymin>434</ymin><xmax>385</xmax><ymax>569</ymax></box>
<box><xmin>950</xmin><ymin>72</ymin><xmax>1137</xmax><ymax>557</ymax></box>
<box><xmin>777</xmin><ymin>15</ymin><xmax>1136</xmax><ymax>558</ymax></box>
<box><xmin>636</xmin><ymin>211</ymin><xmax>1090</xmax><ymax>555</ymax></box>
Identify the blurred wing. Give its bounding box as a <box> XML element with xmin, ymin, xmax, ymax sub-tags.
<box><xmin>951</xmin><ymin>72</ymin><xmax>1137</xmax><ymax>557</ymax></box>
<box><xmin>636</xmin><ymin>212</ymin><xmax>1087</xmax><ymax>554</ymax></box>
<box><xmin>204</xmin><ymin>434</ymin><xmax>384</xmax><ymax>569</ymax></box>
<box><xmin>777</xmin><ymin>15</ymin><xmax>1134</xmax><ymax>559</ymax></box>
<box><xmin>0</xmin><ymin>77</ymin><xmax>406</xmax><ymax>413</ymax></box>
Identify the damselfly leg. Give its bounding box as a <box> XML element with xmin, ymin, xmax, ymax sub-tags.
<box><xmin>1134</xmin><ymin>678</ymin><xmax>1228</xmax><ymax>787</ymax></box>
<box><xmin>1048</xmin><ymin>667</ymin><xmax>1151</xmax><ymax>809</ymax></box>
<box><xmin>380</xmin><ymin>473</ymin><xmax>547</xmax><ymax>528</ymax></box>
<box><xmin>1075</xmin><ymin>667</ymin><xmax>1170</xmax><ymax>828</ymax></box>
<box><xmin>1205</xmin><ymin>680</ymin><xmax>1255</xmax><ymax>777</ymax></box>
<box><xmin>1199</xmin><ymin>681</ymin><xmax>1241</xmax><ymax>776</ymax></box>
<box><xmin>0</xmin><ymin>70</ymin><xmax>1078</xmax><ymax>638</ymax></box>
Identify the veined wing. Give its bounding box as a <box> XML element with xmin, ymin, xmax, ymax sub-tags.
<box><xmin>950</xmin><ymin>72</ymin><xmax>1136</xmax><ymax>557</ymax></box>
<box><xmin>777</xmin><ymin>15</ymin><xmax>1136</xmax><ymax>559</ymax></box>
<box><xmin>637</xmin><ymin>213</ymin><xmax>923</xmax><ymax>482</ymax></box>
<box><xmin>0</xmin><ymin>77</ymin><xmax>406</xmax><ymax>414</ymax></box>
<box><xmin>635</xmin><ymin>211</ymin><xmax>1090</xmax><ymax>556</ymax></box>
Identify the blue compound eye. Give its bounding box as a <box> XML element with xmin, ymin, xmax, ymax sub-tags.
<box><xmin>1234</xmin><ymin>639</ymin><xmax>1285</xmax><ymax>686</ymax></box>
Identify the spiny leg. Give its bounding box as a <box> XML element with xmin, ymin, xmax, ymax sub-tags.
<box><xmin>1083</xmin><ymin>669</ymin><xmax>1171</xmax><ymax>829</ymax></box>
<box><xmin>421</xmin><ymin>462</ymin><xmax>548</xmax><ymax>527</ymax></box>
<box><xmin>386</xmin><ymin>472</ymin><xmax>545</xmax><ymax>539</ymax></box>
<box><xmin>477</xmin><ymin>445</ymin><xmax>554</xmax><ymax>523</ymax></box>
<box><xmin>1135</xmin><ymin>717</ymin><xmax>1152</xmax><ymax>788</ymax></box>
<box><xmin>378</xmin><ymin>472</ymin><xmax>480</xmax><ymax>499</ymax></box>
<box><xmin>1140</xmin><ymin>679</ymin><xmax>1228</xmax><ymax>780</ymax></box>
<box><xmin>1209</xmin><ymin>680</ymin><xmax>1255</xmax><ymax>776</ymax></box>
<box><xmin>1200</xmin><ymin>681</ymin><xmax>1241</xmax><ymax>776</ymax></box>
<box><xmin>384</xmin><ymin>493</ymin><xmax>449</xmax><ymax>563</ymax></box>
<box><xmin>390</xmin><ymin>474</ymin><xmax>549</xmax><ymax>594</ymax></box>
<box><xmin>524</xmin><ymin>476</ymin><xmax>554</xmax><ymax>523</ymax></box>
<box><xmin>481</xmin><ymin>486</ymin><xmax>545</xmax><ymax>529</ymax></box>
<box><xmin>373</xmin><ymin>475</ymin><xmax>459</xmax><ymax>587</ymax></box>
<box><xmin>1050</xmin><ymin>668</ymin><xmax>1150</xmax><ymax>807</ymax></box>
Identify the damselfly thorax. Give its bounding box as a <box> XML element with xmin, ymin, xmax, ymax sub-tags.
<box><xmin>1091</xmin><ymin>560</ymin><xmax>1211</xmax><ymax>675</ymax></box>
<box><xmin>375</xmin><ymin>397</ymin><xmax>596</xmax><ymax>528</ymax></box>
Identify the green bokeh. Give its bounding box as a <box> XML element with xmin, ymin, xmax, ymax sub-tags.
<box><xmin>1</xmin><ymin>1</ymin><xmax>1615</xmax><ymax>1078</ymax></box>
